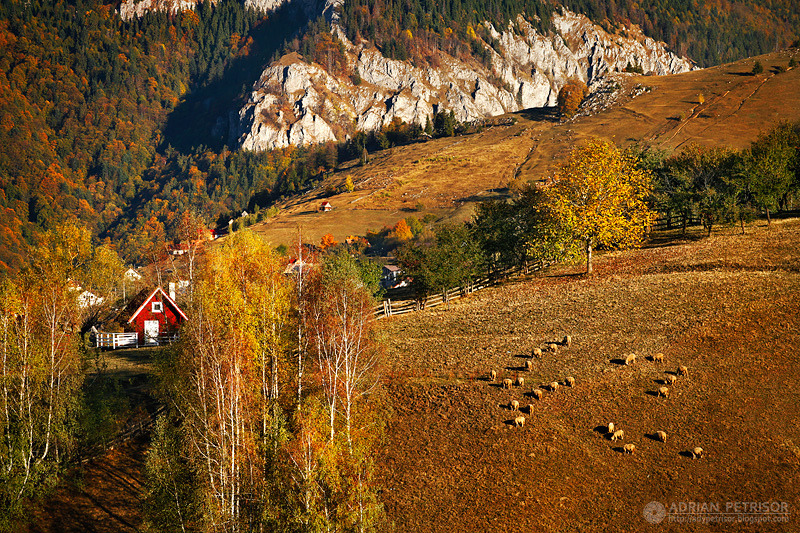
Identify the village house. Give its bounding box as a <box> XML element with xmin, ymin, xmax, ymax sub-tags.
<box><xmin>98</xmin><ymin>287</ymin><xmax>187</xmax><ymax>348</ymax></box>
<box><xmin>320</xmin><ymin>201</ymin><xmax>333</xmax><ymax>212</ymax></box>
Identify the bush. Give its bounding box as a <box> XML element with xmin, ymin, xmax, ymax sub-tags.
<box><xmin>557</xmin><ymin>78</ymin><xmax>589</xmax><ymax>118</ymax></box>
<box><xmin>752</xmin><ymin>60</ymin><xmax>764</xmax><ymax>74</ymax></box>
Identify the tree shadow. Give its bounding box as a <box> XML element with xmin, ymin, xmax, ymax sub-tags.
<box><xmin>514</xmin><ymin>106</ymin><xmax>560</xmax><ymax>123</ymax></box>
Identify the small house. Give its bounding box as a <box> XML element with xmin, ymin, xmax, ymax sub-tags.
<box><xmin>381</xmin><ymin>265</ymin><xmax>402</xmax><ymax>288</ymax></box>
<box><xmin>320</xmin><ymin>201</ymin><xmax>333</xmax><ymax>212</ymax></box>
<box><xmin>118</xmin><ymin>287</ymin><xmax>187</xmax><ymax>346</ymax></box>
<box><xmin>124</xmin><ymin>267</ymin><xmax>142</xmax><ymax>282</ymax></box>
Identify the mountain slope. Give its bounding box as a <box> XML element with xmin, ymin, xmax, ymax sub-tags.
<box><xmin>246</xmin><ymin>50</ymin><xmax>800</xmax><ymax>248</ymax></box>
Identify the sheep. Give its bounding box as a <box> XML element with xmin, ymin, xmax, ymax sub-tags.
<box><xmin>678</xmin><ymin>365</ymin><xmax>688</xmax><ymax>376</ymax></box>
<box><xmin>532</xmin><ymin>389</ymin><xmax>544</xmax><ymax>400</ymax></box>
<box><xmin>548</xmin><ymin>343</ymin><xmax>558</xmax><ymax>353</ymax></box>
<box><xmin>658</xmin><ymin>386</ymin><xmax>670</xmax><ymax>398</ymax></box>
<box><xmin>526</xmin><ymin>404</ymin><xmax>534</xmax><ymax>414</ymax></box>
<box><xmin>510</xmin><ymin>399</ymin><xmax>520</xmax><ymax>411</ymax></box>
<box><xmin>652</xmin><ymin>353</ymin><xmax>665</xmax><ymax>363</ymax></box>
<box><xmin>692</xmin><ymin>447</ymin><xmax>704</xmax><ymax>459</ymax></box>
<box><xmin>611</xmin><ymin>429</ymin><xmax>625</xmax><ymax>441</ymax></box>
<box><xmin>565</xmin><ymin>376</ymin><xmax>575</xmax><ymax>387</ymax></box>
<box><xmin>563</xmin><ymin>335</ymin><xmax>572</xmax><ymax>347</ymax></box>
<box><xmin>625</xmin><ymin>353</ymin><xmax>637</xmax><ymax>366</ymax></box>
<box><xmin>656</xmin><ymin>431</ymin><xmax>667</xmax><ymax>442</ymax></box>
<box><xmin>532</xmin><ymin>347</ymin><xmax>543</xmax><ymax>358</ymax></box>
<box><xmin>502</xmin><ymin>378</ymin><xmax>513</xmax><ymax>389</ymax></box>
<box><xmin>490</xmin><ymin>369</ymin><xmax>497</xmax><ymax>382</ymax></box>
<box><xmin>515</xmin><ymin>376</ymin><xmax>525</xmax><ymax>387</ymax></box>
<box><xmin>607</xmin><ymin>422</ymin><xmax>615</xmax><ymax>434</ymax></box>
<box><xmin>666</xmin><ymin>374</ymin><xmax>677</xmax><ymax>385</ymax></box>
<box><xmin>623</xmin><ymin>443</ymin><xmax>636</xmax><ymax>454</ymax></box>
<box><xmin>549</xmin><ymin>381</ymin><xmax>559</xmax><ymax>392</ymax></box>
<box><xmin>524</xmin><ymin>360</ymin><xmax>533</xmax><ymax>372</ymax></box>
<box><xmin>514</xmin><ymin>416</ymin><xmax>526</xmax><ymax>428</ymax></box>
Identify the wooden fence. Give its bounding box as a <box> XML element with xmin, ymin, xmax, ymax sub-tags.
<box><xmin>95</xmin><ymin>331</ymin><xmax>180</xmax><ymax>349</ymax></box>
<box><xmin>374</xmin><ymin>261</ymin><xmax>547</xmax><ymax>319</ymax></box>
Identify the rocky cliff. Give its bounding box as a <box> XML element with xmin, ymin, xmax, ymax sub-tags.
<box><xmin>237</xmin><ymin>10</ymin><xmax>694</xmax><ymax>151</ymax></box>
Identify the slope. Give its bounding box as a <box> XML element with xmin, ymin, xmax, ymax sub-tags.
<box><xmin>247</xmin><ymin>49</ymin><xmax>800</xmax><ymax>248</ymax></box>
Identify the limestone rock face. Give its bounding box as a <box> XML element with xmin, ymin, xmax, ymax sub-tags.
<box><xmin>237</xmin><ymin>10</ymin><xmax>694</xmax><ymax>150</ymax></box>
<box><xmin>118</xmin><ymin>0</ymin><xmax>199</xmax><ymax>20</ymax></box>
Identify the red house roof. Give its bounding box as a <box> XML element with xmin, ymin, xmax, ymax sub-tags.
<box><xmin>126</xmin><ymin>287</ymin><xmax>187</xmax><ymax>324</ymax></box>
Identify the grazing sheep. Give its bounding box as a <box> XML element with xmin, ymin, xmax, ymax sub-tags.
<box><xmin>532</xmin><ymin>389</ymin><xmax>544</xmax><ymax>400</ymax></box>
<box><xmin>656</xmin><ymin>431</ymin><xmax>667</xmax><ymax>442</ymax></box>
<box><xmin>565</xmin><ymin>376</ymin><xmax>575</xmax><ymax>387</ymax></box>
<box><xmin>514</xmin><ymin>416</ymin><xmax>526</xmax><ymax>428</ymax></box>
<box><xmin>502</xmin><ymin>378</ymin><xmax>513</xmax><ymax>389</ymax></box>
<box><xmin>515</xmin><ymin>376</ymin><xmax>525</xmax><ymax>387</ymax></box>
<box><xmin>490</xmin><ymin>369</ymin><xmax>497</xmax><ymax>382</ymax></box>
<box><xmin>678</xmin><ymin>365</ymin><xmax>688</xmax><ymax>376</ymax></box>
<box><xmin>563</xmin><ymin>335</ymin><xmax>572</xmax><ymax>347</ymax></box>
<box><xmin>625</xmin><ymin>353</ymin><xmax>637</xmax><ymax>366</ymax></box>
<box><xmin>658</xmin><ymin>386</ymin><xmax>670</xmax><ymax>398</ymax></box>
<box><xmin>611</xmin><ymin>430</ymin><xmax>625</xmax><ymax>441</ymax></box>
<box><xmin>526</xmin><ymin>404</ymin><xmax>534</xmax><ymax>414</ymax></box>
<box><xmin>549</xmin><ymin>381</ymin><xmax>559</xmax><ymax>392</ymax></box>
<box><xmin>652</xmin><ymin>353</ymin><xmax>665</xmax><ymax>363</ymax></box>
<box><xmin>524</xmin><ymin>360</ymin><xmax>533</xmax><ymax>372</ymax></box>
<box><xmin>607</xmin><ymin>422</ymin><xmax>615</xmax><ymax>434</ymax></box>
<box><xmin>510</xmin><ymin>399</ymin><xmax>520</xmax><ymax>411</ymax></box>
<box><xmin>692</xmin><ymin>447</ymin><xmax>703</xmax><ymax>459</ymax></box>
<box><xmin>624</xmin><ymin>443</ymin><xmax>636</xmax><ymax>454</ymax></box>
<box><xmin>532</xmin><ymin>347</ymin><xmax>543</xmax><ymax>358</ymax></box>
<box><xmin>548</xmin><ymin>343</ymin><xmax>558</xmax><ymax>353</ymax></box>
<box><xmin>666</xmin><ymin>374</ymin><xmax>677</xmax><ymax>385</ymax></box>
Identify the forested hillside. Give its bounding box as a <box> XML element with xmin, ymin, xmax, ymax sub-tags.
<box><xmin>0</xmin><ymin>0</ymin><xmax>798</xmax><ymax>271</ymax></box>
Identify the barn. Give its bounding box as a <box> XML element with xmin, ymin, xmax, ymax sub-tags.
<box><xmin>118</xmin><ymin>287</ymin><xmax>187</xmax><ymax>346</ymax></box>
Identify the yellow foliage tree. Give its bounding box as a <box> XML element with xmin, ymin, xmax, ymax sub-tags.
<box><xmin>556</xmin><ymin>78</ymin><xmax>589</xmax><ymax>118</ymax></box>
<box><xmin>547</xmin><ymin>139</ymin><xmax>655</xmax><ymax>274</ymax></box>
<box><xmin>392</xmin><ymin>219</ymin><xmax>413</xmax><ymax>242</ymax></box>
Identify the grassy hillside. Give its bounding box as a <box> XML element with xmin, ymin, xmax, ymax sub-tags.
<box><xmin>247</xmin><ymin>50</ymin><xmax>800</xmax><ymax>248</ymax></box>
<box><xmin>376</xmin><ymin>218</ymin><xmax>800</xmax><ymax>532</ymax></box>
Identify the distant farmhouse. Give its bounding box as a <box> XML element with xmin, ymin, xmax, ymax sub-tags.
<box><xmin>97</xmin><ymin>286</ymin><xmax>187</xmax><ymax>349</ymax></box>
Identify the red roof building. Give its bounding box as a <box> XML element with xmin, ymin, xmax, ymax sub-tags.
<box><xmin>119</xmin><ymin>287</ymin><xmax>187</xmax><ymax>346</ymax></box>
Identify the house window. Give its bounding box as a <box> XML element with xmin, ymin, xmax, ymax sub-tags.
<box><xmin>152</xmin><ymin>301</ymin><xmax>163</xmax><ymax>313</ymax></box>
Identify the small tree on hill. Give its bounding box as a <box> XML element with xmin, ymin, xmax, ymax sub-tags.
<box><xmin>547</xmin><ymin>140</ymin><xmax>655</xmax><ymax>274</ymax></box>
<box><xmin>752</xmin><ymin>60</ymin><xmax>764</xmax><ymax>75</ymax></box>
<box><xmin>557</xmin><ymin>78</ymin><xmax>589</xmax><ymax>118</ymax></box>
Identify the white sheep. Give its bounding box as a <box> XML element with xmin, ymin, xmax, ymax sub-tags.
<box><xmin>524</xmin><ymin>360</ymin><xmax>533</xmax><ymax>372</ymax></box>
<box><xmin>510</xmin><ymin>399</ymin><xmax>520</xmax><ymax>411</ymax></box>
<box><xmin>532</xmin><ymin>347</ymin><xmax>543</xmax><ymax>358</ymax></box>
<box><xmin>532</xmin><ymin>389</ymin><xmax>544</xmax><ymax>400</ymax></box>
<box><xmin>515</xmin><ymin>376</ymin><xmax>525</xmax><ymax>387</ymax></box>
<box><xmin>565</xmin><ymin>376</ymin><xmax>575</xmax><ymax>387</ymax></box>
<box><xmin>607</xmin><ymin>422</ymin><xmax>615</xmax><ymax>434</ymax></box>
<box><xmin>666</xmin><ymin>374</ymin><xmax>677</xmax><ymax>385</ymax></box>
<box><xmin>548</xmin><ymin>343</ymin><xmax>558</xmax><ymax>353</ymax></box>
<box><xmin>514</xmin><ymin>416</ymin><xmax>526</xmax><ymax>428</ymax></box>
<box><xmin>502</xmin><ymin>378</ymin><xmax>513</xmax><ymax>389</ymax></box>
<box><xmin>550</xmin><ymin>381</ymin><xmax>559</xmax><ymax>392</ymax></box>
<box><xmin>692</xmin><ymin>446</ymin><xmax>703</xmax><ymax>459</ymax></box>
<box><xmin>656</xmin><ymin>430</ymin><xmax>667</xmax><ymax>442</ymax></box>
<box><xmin>625</xmin><ymin>353</ymin><xmax>637</xmax><ymax>366</ymax></box>
<box><xmin>490</xmin><ymin>369</ymin><xmax>497</xmax><ymax>382</ymax></box>
<box><xmin>624</xmin><ymin>443</ymin><xmax>636</xmax><ymax>454</ymax></box>
<box><xmin>678</xmin><ymin>365</ymin><xmax>688</xmax><ymax>376</ymax></box>
<box><xmin>652</xmin><ymin>353</ymin><xmax>665</xmax><ymax>363</ymax></box>
<box><xmin>563</xmin><ymin>335</ymin><xmax>572</xmax><ymax>347</ymax></box>
<box><xmin>658</xmin><ymin>386</ymin><xmax>670</xmax><ymax>398</ymax></box>
<box><xmin>611</xmin><ymin>429</ymin><xmax>624</xmax><ymax>441</ymax></box>
<box><xmin>526</xmin><ymin>404</ymin><xmax>534</xmax><ymax>414</ymax></box>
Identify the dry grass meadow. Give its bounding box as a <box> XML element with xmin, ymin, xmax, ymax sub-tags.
<box><xmin>376</xmin><ymin>219</ymin><xmax>800</xmax><ymax>532</ymax></box>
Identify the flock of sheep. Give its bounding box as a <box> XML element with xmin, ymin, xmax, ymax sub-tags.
<box><xmin>488</xmin><ymin>335</ymin><xmax>705</xmax><ymax>459</ymax></box>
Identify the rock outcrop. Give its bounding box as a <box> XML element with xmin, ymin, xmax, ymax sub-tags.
<box><xmin>118</xmin><ymin>0</ymin><xmax>199</xmax><ymax>20</ymax></box>
<box><xmin>236</xmin><ymin>10</ymin><xmax>694</xmax><ymax>150</ymax></box>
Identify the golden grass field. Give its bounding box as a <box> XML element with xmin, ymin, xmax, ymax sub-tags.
<box><xmin>376</xmin><ymin>218</ymin><xmax>800</xmax><ymax>532</ymax></box>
